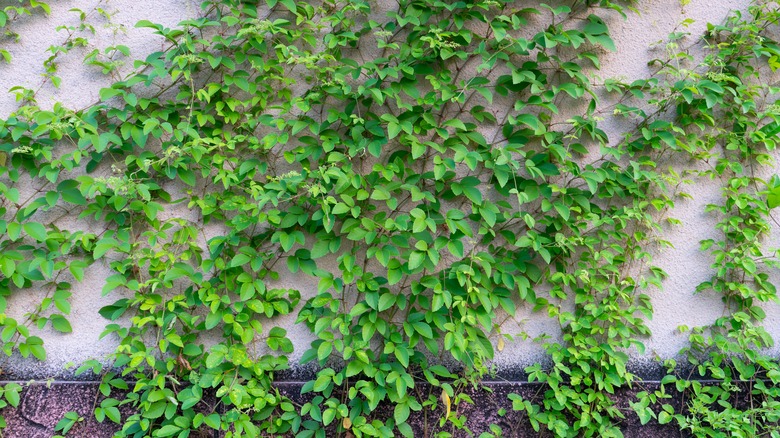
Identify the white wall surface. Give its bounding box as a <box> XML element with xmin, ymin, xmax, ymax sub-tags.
<box><xmin>1</xmin><ymin>0</ymin><xmax>777</xmax><ymax>379</ymax></box>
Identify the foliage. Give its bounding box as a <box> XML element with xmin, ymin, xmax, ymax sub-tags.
<box><xmin>0</xmin><ymin>0</ymin><xmax>778</xmax><ymax>437</ymax></box>
<box><xmin>628</xmin><ymin>3</ymin><xmax>780</xmax><ymax>437</ymax></box>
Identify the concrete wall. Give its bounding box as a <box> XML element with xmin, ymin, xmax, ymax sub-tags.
<box><xmin>1</xmin><ymin>0</ymin><xmax>776</xmax><ymax>380</ymax></box>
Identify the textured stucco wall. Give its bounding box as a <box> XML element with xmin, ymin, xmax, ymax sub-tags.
<box><xmin>1</xmin><ymin>0</ymin><xmax>776</xmax><ymax>380</ymax></box>
<box><xmin>0</xmin><ymin>0</ymin><xmax>199</xmax><ymax>378</ymax></box>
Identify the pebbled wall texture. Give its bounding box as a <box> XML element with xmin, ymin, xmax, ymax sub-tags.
<box><xmin>0</xmin><ymin>0</ymin><xmax>780</xmax><ymax>437</ymax></box>
<box><xmin>1</xmin><ymin>0</ymin><xmax>780</xmax><ymax>437</ymax></box>
<box><xmin>0</xmin><ymin>0</ymin><xmax>776</xmax><ymax>400</ymax></box>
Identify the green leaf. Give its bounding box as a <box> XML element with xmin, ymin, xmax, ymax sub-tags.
<box><xmin>322</xmin><ymin>408</ymin><xmax>336</xmax><ymax>426</ymax></box>
<box><xmin>178</xmin><ymin>168</ymin><xmax>196</xmax><ymax>186</ymax></box>
<box><xmin>408</xmin><ymin>251</ymin><xmax>424</xmax><ymax>270</ymax></box>
<box><xmin>345</xmin><ymin>360</ymin><xmax>363</xmax><ymax>377</ymax></box>
<box><xmin>447</xmin><ymin>240</ymin><xmax>464</xmax><ymax>258</ymax></box>
<box><xmin>554</xmin><ymin>203</ymin><xmax>570</xmax><ymax>221</ymax></box>
<box><xmin>412</xmin><ymin>321</ymin><xmax>433</xmax><ymax>339</ymax></box>
<box><xmin>398</xmin><ymin>422</ymin><xmax>414</xmax><ymax>437</ymax></box>
<box><xmin>395</xmin><ymin>346</ymin><xmax>409</xmax><ymax>367</ymax></box>
<box><xmin>4</xmin><ymin>386</ymin><xmax>20</xmax><ymax>407</ymax></box>
<box><xmin>205</xmin><ymin>311</ymin><xmax>222</xmax><ymax>330</ymax></box>
<box><xmin>23</xmin><ymin>222</ymin><xmax>47</xmax><ymax>242</ymax></box>
<box><xmin>203</xmin><ymin>413</ymin><xmax>221</xmax><ymax>429</ymax></box>
<box><xmin>514</xmin><ymin>114</ymin><xmax>545</xmax><ymax>135</ymax></box>
<box><xmin>387</xmin><ymin>266</ymin><xmax>402</xmax><ymax>285</ymax></box>
<box><xmin>462</xmin><ymin>185</ymin><xmax>483</xmax><ymax>204</ymax></box>
<box><xmin>69</xmin><ymin>261</ymin><xmax>87</xmax><ymax>282</ymax></box>
<box><xmin>387</xmin><ymin>122</ymin><xmax>401</xmax><ymax>139</ymax></box>
<box><xmin>317</xmin><ymin>341</ymin><xmax>332</xmax><ymax>361</ymax></box>
<box><xmin>93</xmin><ymin>237</ymin><xmax>118</xmax><ymax>259</ymax></box>
<box><xmin>205</xmin><ymin>346</ymin><xmax>226</xmax><ymax>368</ymax></box>
<box><xmin>30</xmin><ymin>344</ymin><xmax>46</xmax><ymax>361</ymax></box>
<box><xmin>768</xmin><ymin>186</ymin><xmax>780</xmax><ymax>208</ymax></box>
<box><xmin>99</xmin><ymin>87</ymin><xmax>124</xmax><ymax>101</ymax></box>
<box><xmin>6</xmin><ymin>222</ymin><xmax>22</xmax><ymax>241</ymax></box>
<box><xmin>156</xmin><ymin>425</ymin><xmax>181</xmax><ymax>437</ymax></box>
<box><xmin>394</xmin><ymin>403</ymin><xmax>410</xmax><ymax>424</ymax></box>
<box><xmin>45</xmin><ymin>190</ymin><xmax>59</xmax><ymax>207</ymax></box>
<box><xmin>312</xmin><ymin>373</ymin><xmax>331</xmax><ymax>392</ymax></box>
<box><xmin>50</xmin><ymin>315</ymin><xmax>72</xmax><ymax>333</ymax></box>
<box><xmin>280</xmin><ymin>0</ymin><xmax>297</xmax><ymax>13</ymax></box>
<box><xmin>105</xmin><ymin>406</ymin><xmax>121</xmax><ymax>423</ymax></box>
<box><xmin>378</xmin><ymin>293</ymin><xmax>395</xmax><ymax>312</ymax></box>
<box><xmin>586</xmin><ymin>33</ymin><xmax>615</xmax><ymax>52</ymax></box>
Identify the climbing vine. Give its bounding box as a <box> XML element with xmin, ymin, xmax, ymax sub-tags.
<box><xmin>0</xmin><ymin>0</ymin><xmax>779</xmax><ymax>437</ymax></box>
<box><xmin>629</xmin><ymin>3</ymin><xmax>780</xmax><ymax>437</ymax></box>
